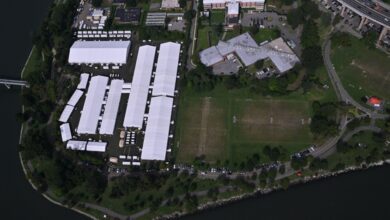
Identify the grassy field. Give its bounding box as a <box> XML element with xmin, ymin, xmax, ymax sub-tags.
<box><xmin>331</xmin><ymin>36</ymin><xmax>390</xmax><ymax>104</ymax></box>
<box><xmin>210</xmin><ymin>10</ymin><xmax>225</xmax><ymax>25</ymax></box>
<box><xmin>175</xmin><ymin>84</ymin><xmax>334</xmax><ymax>164</ymax></box>
<box><xmin>197</xmin><ymin>26</ymin><xmax>221</xmax><ymax>52</ymax></box>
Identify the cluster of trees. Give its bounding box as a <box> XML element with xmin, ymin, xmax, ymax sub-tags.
<box><xmin>19</xmin><ymin>0</ymin><xmax>109</xmax><ymax>203</ymax></box>
<box><xmin>92</xmin><ymin>0</ymin><xmax>103</xmax><ymax>7</ymax></box>
<box><xmin>258</xmin><ymin>167</ymin><xmax>278</xmax><ymax>187</ymax></box>
<box><xmin>309</xmin><ymin>158</ymin><xmax>329</xmax><ymax>171</ymax></box>
<box><xmin>223</xmin><ymin>69</ymin><xmax>298</xmax><ymax>96</ymax></box>
<box><xmin>263</xmin><ymin>146</ymin><xmax>287</xmax><ymax>162</ymax></box>
<box><xmin>184</xmin><ymin>64</ymin><xmax>220</xmax><ymax>91</ymax></box>
<box><xmin>310</xmin><ymin>101</ymin><xmax>339</xmax><ymax>137</ymax></box>
<box><xmin>287</xmin><ymin>1</ymin><xmax>321</xmax><ymax>29</ymax></box>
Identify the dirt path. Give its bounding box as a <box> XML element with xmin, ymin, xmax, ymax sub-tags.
<box><xmin>198</xmin><ymin>97</ymin><xmax>211</xmax><ymax>156</ymax></box>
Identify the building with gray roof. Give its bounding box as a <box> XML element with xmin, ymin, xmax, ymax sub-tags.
<box><xmin>199</xmin><ymin>32</ymin><xmax>299</xmax><ymax>73</ymax></box>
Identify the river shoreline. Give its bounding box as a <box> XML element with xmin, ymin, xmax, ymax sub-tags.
<box><xmin>163</xmin><ymin>160</ymin><xmax>390</xmax><ymax>220</ymax></box>
<box><xmin>17</xmin><ymin>46</ymin><xmax>97</xmax><ymax>220</ymax></box>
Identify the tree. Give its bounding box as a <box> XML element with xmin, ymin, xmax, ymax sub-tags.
<box><xmin>287</xmin><ymin>8</ymin><xmax>304</xmax><ymax>29</ymax></box>
<box><xmin>198</xmin><ymin>0</ymin><xmax>204</xmax><ymax>11</ymax></box>
<box><xmin>92</xmin><ymin>0</ymin><xmax>103</xmax><ymax>7</ymax></box>
<box><xmin>179</xmin><ymin>0</ymin><xmax>187</xmax><ymax>8</ymax></box>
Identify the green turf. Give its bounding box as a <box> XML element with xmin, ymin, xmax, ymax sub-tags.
<box><xmin>210</xmin><ymin>10</ymin><xmax>226</xmax><ymax>25</ymax></box>
<box><xmin>175</xmin><ymin>84</ymin><xmax>335</xmax><ymax>164</ymax></box>
<box><xmin>331</xmin><ymin>36</ymin><xmax>390</xmax><ymax>104</ymax></box>
<box><xmin>197</xmin><ymin>26</ymin><xmax>220</xmax><ymax>52</ymax></box>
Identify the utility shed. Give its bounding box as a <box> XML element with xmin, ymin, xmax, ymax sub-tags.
<box><xmin>77</xmin><ymin>76</ymin><xmax>109</xmax><ymax>134</ymax></box>
<box><xmin>68</xmin><ymin>40</ymin><xmax>131</xmax><ymax>64</ymax></box>
<box><xmin>100</xmin><ymin>79</ymin><xmax>124</xmax><ymax>135</ymax></box>
<box><xmin>66</xmin><ymin>140</ymin><xmax>87</xmax><ymax>151</ymax></box>
<box><xmin>123</xmin><ymin>45</ymin><xmax>156</xmax><ymax>129</ymax></box>
<box><xmin>86</xmin><ymin>142</ymin><xmax>107</xmax><ymax>152</ymax></box>
<box><xmin>141</xmin><ymin>96</ymin><xmax>173</xmax><ymax>161</ymax></box>
<box><xmin>60</xmin><ymin>123</ymin><xmax>72</xmax><ymax>142</ymax></box>
<box><xmin>152</xmin><ymin>42</ymin><xmax>181</xmax><ymax>97</ymax></box>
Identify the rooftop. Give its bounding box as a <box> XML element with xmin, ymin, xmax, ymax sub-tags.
<box><xmin>199</xmin><ymin>32</ymin><xmax>300</xmax><ymax>73</ymax></box>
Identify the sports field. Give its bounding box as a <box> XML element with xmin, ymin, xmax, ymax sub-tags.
<box><xmin>331</xmin><ymin>36</ymin><xmax>390</xmax><ymax>103</ymax></box>
<box><xmin>175</xmin><ymin>87</ymin><xmax>315</xmax><ymax>164</ymax></box>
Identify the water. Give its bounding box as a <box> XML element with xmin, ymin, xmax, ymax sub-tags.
<box><xmin>0</xmin><ymin>1</ymin><xmax>88</xmax><ymax>219</ymax></box>
<box><xmin>184</xmin><ymin>165</ymin><xmax>390</xmax><ymax>220</ymax></box>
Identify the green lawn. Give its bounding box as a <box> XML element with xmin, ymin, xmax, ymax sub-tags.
<box><xmin>197</xmin><ymin>26</ymin><xmax>221</xmax><ymax>52</ymax></box>
<box><xmin>210</xmin><ymin>10</ymin><xmax>225</xmax><ymax>25</ymax></box>
<box><xmin>175</xmin><ymin>84</ymin><xmax>335</xmax><ymax>165</ymax></box>
<box><xmin>331</xmin><ymin>36</ymin><xmax>390</xmax><ymax>104</ymax></box>
<box><xmin>21</xmin><ymin>47</ymin><xmax>42</xmax><ymax>79</ymax></box>
<box><xmin>225</xmin><ymin>28</ymin><xmax>280</xmax><ymax>44</ymax></box>
<box><xmin>251</xmin><ymin>28</ymin><xmax>281</xmax><ymax>44</ymax></box>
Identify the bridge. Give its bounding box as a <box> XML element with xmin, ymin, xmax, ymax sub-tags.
<box><xmin>0</xmin><ymin>79</ymin><xmax>29</xmax><ymax>89</ymax></box>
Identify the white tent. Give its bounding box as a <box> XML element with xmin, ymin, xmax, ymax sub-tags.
<box><xmin>123</xmin><ymin>45</ymin><xmax>156</xmax><ymax>129</ymax></box>
<box><xmin>152</xmin><ymin>42</ymin><xmax>181</xmax><ymax>97</ymax></box>
<box><xmin>141</xmin><ymin>96</ymin><xmax>173</xmax><ymax>161</ymax></box>
<box><xmin>77</xmin><ymin>73</ymin><xmax>90</xmax><ymax>90</ymax></box>
<box><xmin>67</xmin><ymin>89</ymin><xmax>84</xmax><ymax>107</ymax></box>
<box><xmin>59</xmin><ymin>105</ymin><xmax>74</xmax><ymax>123</ymax></box>
<box><xmin>86</xmin><ymin>142</ymin><xmax>107</xmax><ymax>152</ymax></box>
<box><xmin>60</xmin><ymin>123</ymin><xmax>72</xmax><ymax>142</ymax></box>
<box><xmin>66</xmin><ymin>140</ymin><xmax>87</xmax><ymax>151</ymax></box>
<box><xmin>100</xmin><ymin>79</ymin><xmax>124</xmax><ymax>135</ymax></box>
<box><xmin>68</xmin><ymin>40</ymin><xmax>131</xmax><ymax>64</ymax></box>
<box><xmin>77</xmin><ymin>76</ymin><xmax>108</xmax><ymax>134</ymax></box>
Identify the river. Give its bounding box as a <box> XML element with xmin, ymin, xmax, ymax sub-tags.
<box><xmin>1</xmin><ymin>1</ymin><xmax>390</xmax><ymax>220</ymax></box>
<box><xmin>0</xmin><ymin>0</ymin><xmax>88</xmax><ymax>219</ymax></box>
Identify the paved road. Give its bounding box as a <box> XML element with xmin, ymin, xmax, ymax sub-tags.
<box><xmin>342</xmin><ymin>125</ymin><xmax>381</xmax><ymax>141</ymax></box>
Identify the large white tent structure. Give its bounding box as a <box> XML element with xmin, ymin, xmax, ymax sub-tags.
<box><xmin>77</xmin><ymin>73</ymin><xmax>90</xmax><ymax>90</ymax></box>
<box><xmin>86</xmin><ymin>142</ymin><xmax>107</xmax><ymax>152</ymax></box>
<box><xmin>67</xmin><ymin>89</ymin><xmax>84</xmax><ymax>107</ymax></box>
<box><xmin>59</xmin><ymin>105</ymin><xmax>74</xmax><ymax>123</ymax></box>
<box><xmin>68</xmin><ymin>40</ymin><xmax>131</xmax><ymax>65</ymax></box>
<box><xmin>77</xmin><ymin>76</ymin><xmax>108</xmax><ymax>134</ymax></box>
<box><xmin>141</xmin><ymin>96</ymin><xmax>173</xmax><ymax>161</ymax></box>
<box><xmin>123</xmin><ymin>45</ymin><xmax>156</xmax><ymax>129</ymax></box>
<box><xmin>60</xmin><ymin>123</ymin><xmax>72</xmax><ymax>142</ymax></box>
<box><xmin>100</xmin><ymin>79</ymin><xmax>124</xmax><ymax>135</ymax></box>
<box><xmin>66</xmin><ymin>140</ymin><xmax>87</xmax><ymax>151</ymax></box>
<box><xmin>152</xmin><ymin>42</ymin><xmax>181</xmax><ymax>97</ymax></box>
